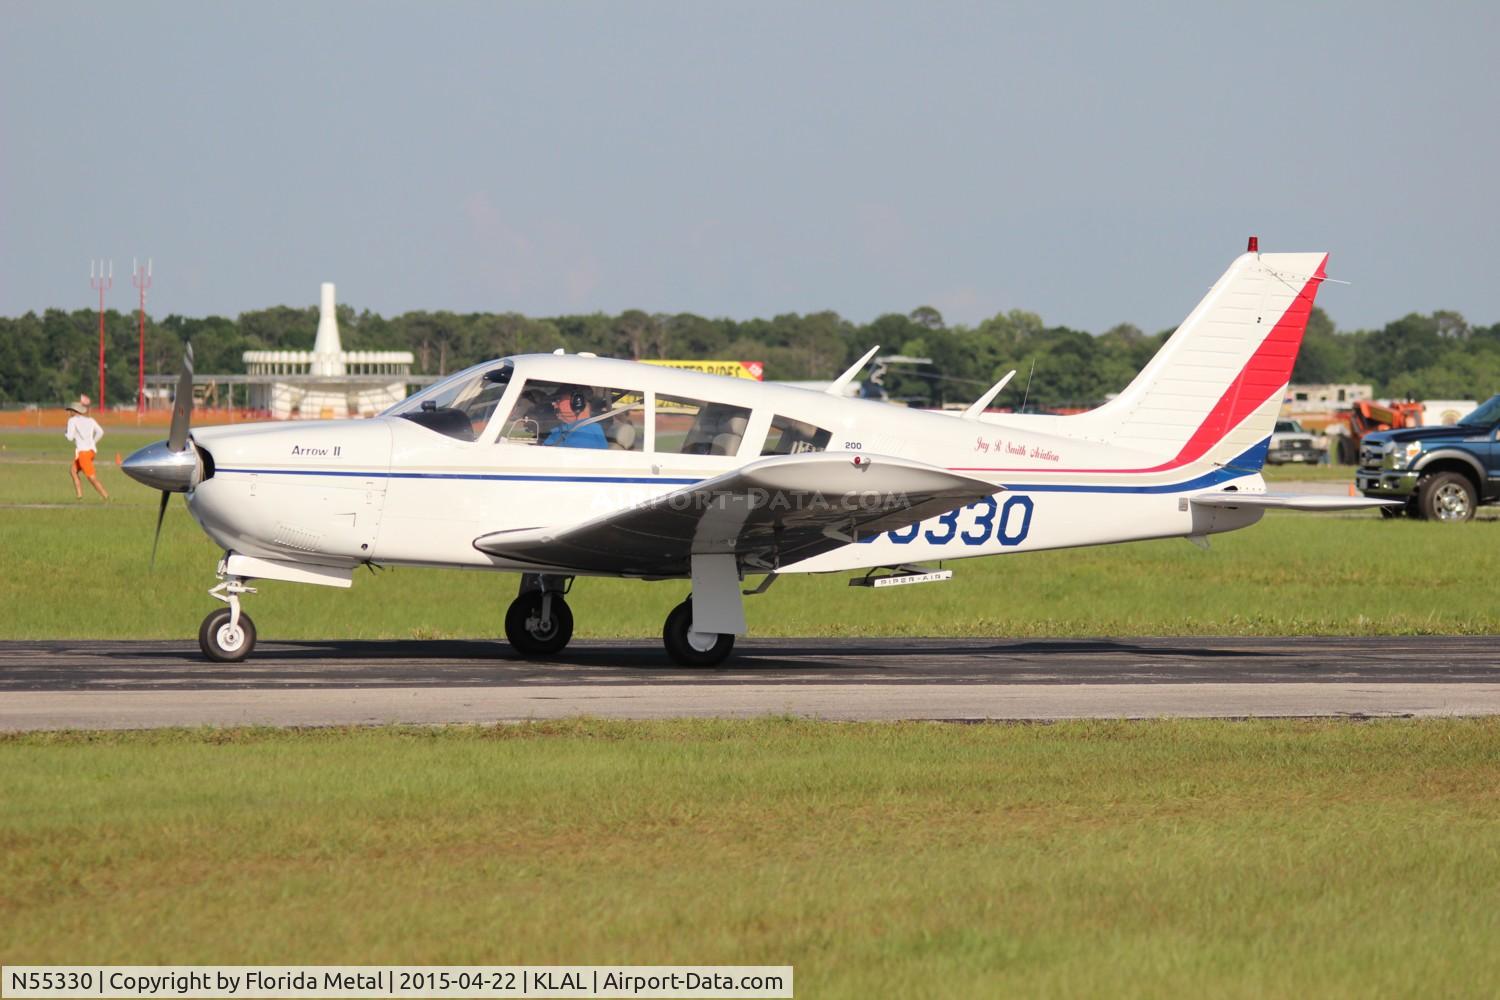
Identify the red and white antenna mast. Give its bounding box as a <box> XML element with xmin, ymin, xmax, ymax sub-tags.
<box><xmin>133</xmin><ymin>258</ymin><xmax>152</xmax><ymax>415</ymax></box>
<box><xmin>90</xmin><ymin>260</ymin><xmax>113</xmax><ymax>410</ymax></box>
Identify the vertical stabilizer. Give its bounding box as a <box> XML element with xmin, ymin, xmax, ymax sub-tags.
<box><xmin>1082</xmin><ymin>250</ymin><xmax>1327</xmax><ymax>468</ymax></box>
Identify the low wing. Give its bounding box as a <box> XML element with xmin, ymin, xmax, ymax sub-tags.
<box><xmin>1191</xmin><ymin>492</ymin><xmax>1400</xmax><ymax>511</ymax></box>
<box><xmin>474</xmin><ymin>452</ymin><xmax>999</xmax><ymax>576</ymax></box>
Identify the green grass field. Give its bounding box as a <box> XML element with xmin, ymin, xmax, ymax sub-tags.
<box><xmin>3</xmin><ymin>719</ymin><xmax>1498</xmax><ymax>996</ymax></box>
<box><xmin>1260</xmin><ymin>461</ymin><xmax>1355</xmax><ymax>482</ymax></box>
<box><xmin>2</xmin><ymin>429</ymin><xmax>1497</xmax><ymax>640</ymax></box>
<box><xmin>5</xmin><ymin>429</ymin><xmax>1498</xmax><ymax>993</ymax></box>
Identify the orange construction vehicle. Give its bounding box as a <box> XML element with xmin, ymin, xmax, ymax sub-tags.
<box><xmin>1336</xmin><ymin>399</ymin><xmax>1426</xmax><ymax>464</ymax></box>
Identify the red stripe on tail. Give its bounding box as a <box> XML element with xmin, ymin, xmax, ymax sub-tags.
<box><xmin>949</xmin><ymin>255</ymin><xmax>1329</xmax><ymax>476</ymax></box>
<box><xmin>1167</xmin><ymin>255</ymin><xmax>1328</xmax><ymax>465</ymax></box>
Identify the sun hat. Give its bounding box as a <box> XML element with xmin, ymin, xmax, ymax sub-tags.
<box><xmin>65</xmin><ymin>395</ymin><xmax>90</xmax><ymax>415</ymax></box>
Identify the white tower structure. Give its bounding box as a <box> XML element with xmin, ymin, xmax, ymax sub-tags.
<box><xmin>310</xmin><ymin>283</ymin><xmax>346</xmax><ymax>377</ymax></box>
<box><xmin>243</xmin><ymin>283</ymin><xmax>416</xmax><ymax>419</ymax></box>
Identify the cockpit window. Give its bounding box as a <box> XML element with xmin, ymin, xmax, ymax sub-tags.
<box><xmin>656</xmin><ymin>396</ymin><xmax>752</xmax><ymax>456</ymax></box>
<box><xmin>498</xmin><ymin>379</ymin><xmax>645</xmax><ymax>451</ymax></box>
<box><xmin>761</xmin><ymin>414</ymin><xmax>832</xmax><ymax>455</ymax></box>
<box><xmin>387</xmin><ymin>361</ymin><xmax>513</xmax><ymax>441</ymax></box>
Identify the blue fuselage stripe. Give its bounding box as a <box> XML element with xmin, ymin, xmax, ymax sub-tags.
<box><xmin>217</xmin><ymin>468</ymin><xmax>702</xmax><ymax>485</ymax></box>
<box><xmin>216</xmin><ymin>438</ymin><xmax>1269</xmax><ymax>495</ymax></box>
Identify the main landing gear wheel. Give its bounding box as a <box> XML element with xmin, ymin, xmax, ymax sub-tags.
<box><xmin>663</xmin><ymin>599</ymin><xmax>735</xmax><ymax>667</ymax></box>
<box><xmin>505</xmin><ymin>592</ymin><xmax>574</xmax><ymax>657</ymax></box>
<box><xmin>199</xmin><ymin>607</ymin><xmax>256</xmax><ymax>663</ymax></box>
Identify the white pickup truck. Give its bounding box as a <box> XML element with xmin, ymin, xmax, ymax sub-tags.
<box><xmin>1267</xmin><ymin>419</ymin><xmax>1325</xmax><ymax>465</ymax></box>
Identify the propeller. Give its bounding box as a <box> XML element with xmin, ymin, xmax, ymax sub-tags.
<box><xmin>154</xmin><ymin>343</ymin><xmax>195</xmax><ymax>567</ymax></box>
<box><xmin>120</xmin><ymin>344</ymin><xmax>196</xmax><ymax>569</ymax></box>
<box><xmin>150</xmin><ymin>489</ymin><xmax>171</xmax><ymax>570</ymax></box>
<box><xmin>167</xmin><ymin>343</ymin><xmax>194</xmax><ymax>452</ymax></box>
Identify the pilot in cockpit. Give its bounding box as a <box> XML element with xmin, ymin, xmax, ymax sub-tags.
<box><xmin>542</xmin><ymin>386</ymin><xmax>609</xmax><ymax>449</ymax></box>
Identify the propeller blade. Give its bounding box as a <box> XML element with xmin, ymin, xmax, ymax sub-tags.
<box><xmin>167</xmin><ymin>343</ymin><xmax>194</xmax><ymax>453</ymax></box>
<box><xmin>150</xmin><ymin>490</ymin><xmax>170</xmax><ymax>570</ymax></box>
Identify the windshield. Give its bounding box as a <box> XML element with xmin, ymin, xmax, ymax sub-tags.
<box><xmin>385</xmin><ymin>360</ymin><xmax>514</xmax><ymax>441</ymax></box>
<box><xmin>383</xmin><ymin>360</ymin><xmax>503</xmax><ymax>417</ymax></box>
<box><xmin>1460</xmin><ymin>395</ymin><xmax>1500</xmax><ymax>426</ymax></box>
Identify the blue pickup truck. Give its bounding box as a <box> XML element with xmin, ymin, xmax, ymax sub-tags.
<box><xmin>1357</xmin><ymin>394</ymin><xmax>1500</xmax><ymax>521</ymax></box>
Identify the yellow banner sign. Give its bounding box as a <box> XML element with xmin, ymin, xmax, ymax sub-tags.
<box><xmin>641</xmin><ymin>360</ymin><xmax>765</xmax><ymax>381</ymax></box>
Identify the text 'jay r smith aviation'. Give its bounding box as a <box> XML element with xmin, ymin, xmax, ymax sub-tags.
<box><xmin>123</xmin><ymin>240</ymin><xmax>1387</xmax><ymax>666</ymax></box>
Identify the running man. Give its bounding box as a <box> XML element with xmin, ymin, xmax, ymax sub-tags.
<box><xmin>64</xmin><ymin>396</ymin><xmax>109</xmax><ymax>500</ymax></box>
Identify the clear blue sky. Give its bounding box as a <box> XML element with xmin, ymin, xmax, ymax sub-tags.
<box><xmin>3</xmin><ymin>2</ymin><xmax>1496</xmax><ymax>335</ymax></box>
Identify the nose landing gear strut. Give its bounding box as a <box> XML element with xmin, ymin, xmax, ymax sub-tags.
<box><xmin>201</xmin><ymin>568</ymin><xmax>258</xmax><ymax>662</ymax></box>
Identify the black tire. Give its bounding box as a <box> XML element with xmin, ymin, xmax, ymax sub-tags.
<box><xmin>199</xmin><ymin>607</ymin><xmax>256</xmax><ymax>662</ymax></box>
<box><xmin>505</xmin><ymin>592</ymin><xmax>574</xmax><ymax>656</ymax></box>
<box><xmin>1416</xmin><ymin>471</ymin><xmax>1477</xmax><ymax>523</ymax></box>
<box><xmin>662</xmin><ymin>599</ymin><xmax>735</xmax><ymax>667</ymax></box>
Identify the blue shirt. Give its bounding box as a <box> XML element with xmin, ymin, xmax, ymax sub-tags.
<box><xmin>543</xmin><ymin>420</ymin><xmax>608</xmax><ymax>449</ymax></box>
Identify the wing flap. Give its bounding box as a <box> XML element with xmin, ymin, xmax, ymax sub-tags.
<box><xmin>475</xmin><ymin>452</ymin><xmax>998</xmax><ymax>575</ymax></box>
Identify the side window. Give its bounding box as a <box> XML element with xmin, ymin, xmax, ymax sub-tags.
<box><xmin>761</xmin><ymin>414</ymin><xmax>833</xmax><ymax>456</ymax></box>
<box><xmin>498</xmin><ymin>380</ymin><xmax>645</xmax><ymax>451</ymax></box>
<box><xmin>656</xmin><ymin>396</ymin><xmax>752</xmax><ymax>456</ymax></box>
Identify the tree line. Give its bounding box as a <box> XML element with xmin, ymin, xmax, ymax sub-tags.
<box><xmin>1</xmin><ymin>302</ymin><xmax>1496</xmax><ymax>410</ymax></box>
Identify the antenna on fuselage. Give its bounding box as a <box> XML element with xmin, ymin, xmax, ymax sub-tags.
<box><xmin>1019</xmin><ymin>357</ymin><xmax>1037</xmax><ymax>413</ymax></box>
<box><xmin>962</xmin><ymin>369</ymin><xmax>1018</xmax><ymax>420</ymax></box>
<box><xmin>826</xmin><ymin>345</ymin><xmax>880</xmax><ymax>396</ymax></box>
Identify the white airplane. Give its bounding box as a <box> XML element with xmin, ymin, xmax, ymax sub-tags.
<box><xmin>124</xmin><ymin>240</ymin><xmax>1386</xmax><ymax>665</ymax></box>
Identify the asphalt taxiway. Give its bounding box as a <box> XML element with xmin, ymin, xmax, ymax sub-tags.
<box><xmin>1</xmin><ymin>636</ymin><xmax>1496</xmax><ymax>730</ymax></box>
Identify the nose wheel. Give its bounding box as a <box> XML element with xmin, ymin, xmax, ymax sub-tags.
<box><xmin>199</xmin><ymin>607</ymin><xmax>257</xmax><ymax>662</ymax></box>
<box><xmin>505</xmin><ymin>588</ymin><xmax>574</xmax><ymax>657</ymax></box>
<box><xmin>200</xmin><ymin>571</ymin><xmax>258</xmax><ymax>662</ymax></box>
<box><xmin>663</xmin><ymin>599</ymin><xmax>735</xmax><ymax>667</ymax></box>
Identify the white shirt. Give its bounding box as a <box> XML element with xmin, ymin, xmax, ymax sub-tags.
<box><xmin>65</xmin><ymin>415</ymin><xmax>104</xmax><ymax>455</ymax></box>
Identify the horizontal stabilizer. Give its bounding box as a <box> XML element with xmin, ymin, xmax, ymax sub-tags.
<box><xmin>1190</xmin><ymin>493</ymin><xmax>1401</xmax><ymax>512</ymax></box>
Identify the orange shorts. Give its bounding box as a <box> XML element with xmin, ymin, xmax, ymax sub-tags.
<box><xmin>73</xmin><ymin>450</ymin><xmax>97</xmax><ymax>477</ymax></box>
